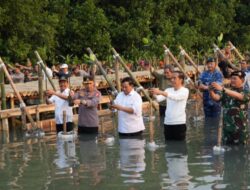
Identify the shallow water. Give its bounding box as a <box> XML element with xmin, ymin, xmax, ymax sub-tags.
<box><xmin>0</xmin><ymin>102</ymin><xmax>250</xmax><ymax>190</ymax></box>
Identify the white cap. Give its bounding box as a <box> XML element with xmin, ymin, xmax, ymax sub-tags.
<box><xmin>60</xmin><ymin>63</ymin><xmax>68</xmax><ymax>69</ymax></box>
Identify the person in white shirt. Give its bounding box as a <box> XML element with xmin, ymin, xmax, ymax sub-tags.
<box><xmin>46</xmin><ymin>76</ymin><xmax>74</xmax><ymax>133</ymax></box>
<box><xmin>150</xmin><ymin>71</ymin><xmax>189</xmax><ymax>141</ymax></box>
<box><xmin>111</xmin><ymin>77</ymin><xmax>145</xmax><ymax>137</ymax></box>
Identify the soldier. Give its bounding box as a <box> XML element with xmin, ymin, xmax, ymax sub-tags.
<box><xmin>72</xmin><ymin>76</ymin><xmax>101</xmax><ymax>134</ymax></box>
<box><xmin>210</xmin><ymin>70</ymin><xmax>250</xmax><ymax>145</ymax></box>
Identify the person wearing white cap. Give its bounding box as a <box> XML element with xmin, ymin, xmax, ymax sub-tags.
<box><xmin>53</xmin><ymin>63</ymin><xmax>71</xmax><ymax>78</ymax></box>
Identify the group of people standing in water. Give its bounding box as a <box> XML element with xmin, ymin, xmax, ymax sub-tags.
<box><xmin>45</xmin><ymin>56</ymin><xmax>250</xmax><ymax>146</ymax></box>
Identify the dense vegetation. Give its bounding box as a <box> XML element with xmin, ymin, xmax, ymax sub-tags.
<box><xmin>0</xmin><ymin>0</ymin><xmax>249</xmax><ymax>64</ymax></box>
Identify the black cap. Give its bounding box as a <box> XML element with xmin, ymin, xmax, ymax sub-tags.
<box><xmin>206</xmin><ymin>57</ymin><xmax>215</xmax><ymax>63</ymax></box>
<box><xmin>59</xmin><ymin>75</ymin><xmax>68</xmax><ymax>82</ymax></box>
<box><xmin>82</xmin><ymin>76</ymin><xmax>94</xmax><ymax>83</ymax></box>
<box><xmin>231</xmin><ymin>70</ymin><xmax>245</xmax><ymax>79</ymax></box>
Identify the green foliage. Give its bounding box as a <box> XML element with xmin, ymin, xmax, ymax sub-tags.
<box><xmin>0</xmin><ymin>0</ymin><xmax>249</xmax><ymax>63</ymax></box>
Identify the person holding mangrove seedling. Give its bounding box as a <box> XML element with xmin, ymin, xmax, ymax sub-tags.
<box><xmin>209</xmin><ymin>70</ymin><xmax>250</xmax><ymax>145</ymax></box>
<box><xmin>111</xmin><ymin>77</ymin><xmax>145</xmax><ymax>137</ymax></box>
<box><xmin>46</xmin><ymin>76</ymin><xmax>74</xmax><ymax>133</ymax></box>
<box><xmin>150</xmin><ymin>71</ymin><xmax>189</xmax><ymax>141</ymax></box>
<box><xmin>198</xmin><ymin>57</ymin><xmax>223</xmax><ymax>118</ymax></box>
<box><xmin>72</xmin><ymin>76</ymin><xmax>101</xmax><ymax>134</ymax></box>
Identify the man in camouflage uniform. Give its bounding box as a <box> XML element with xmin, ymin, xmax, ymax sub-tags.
<box><xmin>210</xmin><ymin>71</ymin><xmax>250</xmax><ymax>145</ymax></box>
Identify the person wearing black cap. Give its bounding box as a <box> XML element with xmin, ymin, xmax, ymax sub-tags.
<box><xmin>71</xmin><ymin>76</ymin><xmax>101</xmax><ymax>134</ymax></box>
<box><xmin>198</xmin><ymin>57</ymin><xmax>223</xmax><ymax>118</ymax></box>
<box><xmin>46</xmin><ymin>75</ymin><xmax>74</xmax><ymax>133</ymax></box>
<box><xmin>209</xmin><ymin>70</ymin><xmax>250</xmax><ymax>145</ymax></box>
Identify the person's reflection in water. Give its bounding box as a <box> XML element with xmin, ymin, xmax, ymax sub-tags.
<box><xmin>221</xmin><ymin>146</ymin><xmax>249</xmax><ymax>190</ymax></box>
<box><xmin>161</xmin><ymin>141</ymin><xmax>193</xmax><ymax>189</ymax></box>
<box><xmin>119</xmin><ymin>136</ymin><xmax>146</xmax><ymax>184</ymax></box>
<box><xmin>53</xmin><ymin>139</ymin><xmax>80</xmax><ymax>186</ymax></box>
<box><xmin>54</xmin><ymin>139</ymin><xmax>77</xmax><ymax>169</ymax></box>
<box><xmin>79</xmin><ymin>134</ymin><xmax>106</xmax><ymax>187</ymax></box>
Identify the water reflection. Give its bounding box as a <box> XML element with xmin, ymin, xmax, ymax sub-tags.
<box><xmin>79</xmin><ymin>134</ymin><xmax>106</xmax><ymax>187</ymax></box>
<box><xmin>161</xmin><ymin>141</ymin><xmax>193</xmax><ymax>189</ymax></box>
<box><xmin>119</xmin><ymin>137</ymin><xmax>146</xmax><ymax>184</ymax></box>
<box><xmin>222</xmin><ymin>146</ymin><xmax>250</xmax><ymax>190</ymax></box>
<box><xmin>53</xmin><ymin>138</ymin><xmax>80</xmax><ymax>187</ymax></box>
<box><xmin>54</xmin><ymin>139</ymin><xmax>77</xmax><ymax>169</ymax></box>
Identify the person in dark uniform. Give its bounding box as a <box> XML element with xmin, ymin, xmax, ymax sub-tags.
<box><xmin>72</xmin><ymin>76</ymin><xmax>101</xmax><ymax>134</ymax></box>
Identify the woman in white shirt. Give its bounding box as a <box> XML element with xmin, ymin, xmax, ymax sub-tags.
<box><xmin>150</xmin><ymin>71</ymin><xmax>189</xmax><ymax>141</ymax></box>
<box><xmin>111</xmin><ymin>77</ymin><xmax>145</xmax><ymax>137</ymax></box>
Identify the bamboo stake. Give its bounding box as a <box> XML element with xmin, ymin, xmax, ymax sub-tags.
<box><xmin>86</xmin><ymin>48</ymin><xmax>118</xmax><ymax>95</ymax></box>
<box><xmin>164</xmin><ymin>48</ymin><xmax>170</xmax><ymax>65</ymax></box>
<box><xmin>34</xmin><ymin>51</ymin><xmax>56</xmax><ymax>91</ymax></box>
<box><xmin>0</xmin><ymin>58</ymin><xmax>37</xmax><ymax>130</ymax></box>
<box><xmin>179</xmin><ymin>46</ymin><xmax>200</xmax><ymax>74</ymax></box>
<box><xmin>228</xmin><ymin>41</ymin><xmax>245</xmax><ymax>61</ymax></box>
<box><xmin>38</xmin><ymin>64</ymin><xmax>44</xmax><ymax>104</ymax></box>
<box><xmin>114</xmin><ymin>58</ymin><xmax>121</xmax><ymax>92</ymax></box>
<box><xmin>36</xmin><ymin>106</ymin><xmax>40</xmax><ymax>129</ymax></box>
<box><xmin>111</xmin><ymin>48</ymin><xmax>158</xmax><ymax>111</ymax></box>
<box><xmin>179</xmin><ymin>50</ymin><xmax>186</xmax><ymax>71</ymax></box>
<box><xmin>213</xmin><ymin>44</ymin><xmax>240</xmax><ymax>70</ymax></box>
<box><xmin>163</xmin><ymin>45</ymin><xmax>194</xmax><ymax>86</ymax></box>
<box><xmin>63</xmin><ymin>110</ymin><xmax>66</xmax><ymax>134</ymax></box>
<box><xmin>0</xmin><ymin>69</ymin><xmax>6</xmax><ymax>110</ymax></box>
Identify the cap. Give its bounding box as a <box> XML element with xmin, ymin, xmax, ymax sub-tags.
<box><xmin>60</xmin><ymin>63</ymin><xmax>68</xmax><ymax>69</ymax></box>
<box><xmin>82</xmin><ymin>76</ymin><xmax>94</xmax><ymax>84</ymax></box>
<box><xmin>230</xmin><ymin>70</ymin><xmax>245</xmax><ymax>79</ymax></box>
<box><xmin>59</xmin><ymin>75</ymin><xmax>68</xmax><ymax>82</ymax></box>
<box><xmin>206</xmin><ymin>57</ymin><xmax>215</xmax><ymax>63</ymax></box>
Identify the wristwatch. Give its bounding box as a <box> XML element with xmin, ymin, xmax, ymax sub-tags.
<box><xmin>80</xmin><ymin>99</ymin><xmax>86</xmax><ymax>105</ymax></box>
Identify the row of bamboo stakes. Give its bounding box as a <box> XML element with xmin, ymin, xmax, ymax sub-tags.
<box><xmin>0</xmin><ymin>42</ymin><xmax>246</xmax><ymax>135</ymax></box>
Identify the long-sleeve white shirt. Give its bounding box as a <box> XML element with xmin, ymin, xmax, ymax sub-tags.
<box><xmin>155</xmin><ymin>87</ymin><xmax>189</xmax><ymax>125</ymax></box>
<box><xmin>49</xmin><ymin>88</ymin><xmax>73</xmax><ymax>124</ymax></box>
<box><xmin>114</xmin><ymin>89</ymin><xmax>145</xmax><ymax>133</ymax></box>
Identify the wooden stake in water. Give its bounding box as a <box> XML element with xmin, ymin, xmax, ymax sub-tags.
<box><xmin>115</xmin><ymin>58</ymin><xmax>121</xmax><ymax>92</ymax></box>
<box><xmin>38</xmin><ymin>64</ymin><xmax>44</xmax><ymax>104</ymax></box>
<box><xmin>213</xmin><ymin>111</ymin><xmax>225</xmax><ymax>154</ymax></box>
<box><xmin>0</xmin><ymin>69</ymin><xmax>6</xmax><ymax>110</ymax></box>
<box><xmin>36</xmin><ymin>106</ymin><xmax>40</xmax><ymax>129</ymax></box>
<box><xmin>0</xmin><ymin>57</ymin><xmax>37</xmax><ymax>131</ymax></box>
<box><xmin>63</xmin><ymin>110</ymin><xmax>67</xmax><ymax>135</ymax></box>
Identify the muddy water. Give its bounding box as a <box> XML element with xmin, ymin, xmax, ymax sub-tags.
<box><xmin>0</xmin><ymin>100</ymin><xmax>250</xmax><ymax>190</ymax></box>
